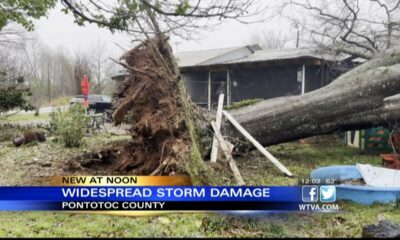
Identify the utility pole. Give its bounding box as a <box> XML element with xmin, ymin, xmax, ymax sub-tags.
<box><xmin>293</xmin><ymin>22</ymin><xmax>300</xmax><ymax>48</ymax></box>
<box><xmin>47</xmin><ymin>60</ymin><xmax>51</xmax><ymax>102</ymax></box>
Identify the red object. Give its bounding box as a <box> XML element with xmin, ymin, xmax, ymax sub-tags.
<box><xmin>379</xmin><ymin>133</ymin><xmax>400</xmax><ymax>170</ymax></box>
<box><xmin>80</xmin><ymin>75</ymin><xmax>90</xmax><ymax>96</ymax></box>
<box><xmin>380</xmin><ymin>154</ymin><xmax>400</xmax><ymax>170</ymax></box>
<box><xmin>83</xmin><ymin>99</ymin><xmax>89</xmax><ymax>108</ymax></box>
<box><xmin>80</xmin><ymin>75</ymin><xmax>90</xmax><ymax>108</ymax></box>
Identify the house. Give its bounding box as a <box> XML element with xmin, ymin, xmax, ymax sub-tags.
<box><xmin>176</xmin><ymin>46</ymin><xmax>357</xmax><ymax>109</ymax></box>
<box><xmin>113</xmin><ymin>45</ymin><xmax>358</xmax><ymax>109</ymax></box>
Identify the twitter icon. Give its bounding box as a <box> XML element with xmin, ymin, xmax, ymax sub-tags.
<box><xmin>320</xmin><ymin>186</ymin><xmax>336</xmax><ymax>202</ymax></box>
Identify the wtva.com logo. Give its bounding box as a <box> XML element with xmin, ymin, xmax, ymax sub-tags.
<box><xmin>302</xmin><ymin>186</ymin><xmax>336</xmax><ymax>202</ymax></box>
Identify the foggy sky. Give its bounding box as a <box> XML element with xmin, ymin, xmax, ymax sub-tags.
<box><xmin>34</xmin><ymin>3</ymin><xmax>295</xmax><ymax>57</ymax></box>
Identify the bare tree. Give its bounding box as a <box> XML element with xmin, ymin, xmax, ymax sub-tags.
<box><xmin>248</xmin><ymin>29</ymin><xmax>288</xmax><ymax>49</ymax></box>
<box><xmin>102</xmin><ymin>60</ymin><xmax>119</xmax><ymax>95</ymax></box>
<box><xmin>20</xmin><ymin>37</ymin><xmax>76</xmax><ymax>103</ymax></box>
<box><xmin>21</xmin><ymin>36</ymin><xmax>42</xmax><ymax>84</ymax></box>
<box><xmin>89</xmin><ymin>38</ymin><xmax>109</xmax><ymax>93</ymax></box>
<box><xmin>0</xmin><ymin>25</ymin><xmax>26</xmax><ymax>48</ymax></box>
<box><xmin>54</xmin><ymin>47</ymin><xmax>74</xmax><ymax>96</ymax></box>
<box><xmin>0</xmin><ymin>49</ymin><xmax>24</xmax><ymax>87</ymax></box>
<box><xmin>0</xmin><ymin>37</ymin><xmax>33</xmax><ymax>115</ymax></box>
<box><xmin>279</xmin><ymin>0</ymin><xmax>400</xmax><ymax>59</ymax></box>
<box><xmin>60</xmin><ymin>0</ymin><xmax>269</xmax><ymax>40</ymax></box>
<box><xmin>26</xmin><ymin>39</ymin><xmax>47</xmax><ymax>106</ymax></box>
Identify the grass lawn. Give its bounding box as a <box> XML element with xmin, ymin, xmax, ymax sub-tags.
<box><xmin>4</xmin><ymin>113</ymin><xmax>51</xmax><ymax>122</ymax></box>
<box><xmin>45</xmin><ymin>96</ymin><xmax>73</xmax><ymax>107</ymax></box>
<box><xmin>0</xmin><ymin>134</ymin><xmax>399</xmax><ymax>237</ymax></box>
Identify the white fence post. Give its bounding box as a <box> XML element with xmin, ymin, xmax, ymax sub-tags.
<box><xmin>222</xmin><ymin>110</ymin><xmax>293</xmax><ymax>177</ymax></box>
<box><xmin>210</xmin><ymin>94</ymin><xmax>225</xmax><ymax>163</ymax></box>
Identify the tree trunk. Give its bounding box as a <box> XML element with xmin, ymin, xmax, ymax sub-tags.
<box><xmin>216</xmin><ymin>49</ymin><xmax>400</xmax><ymax>150</ymax></box>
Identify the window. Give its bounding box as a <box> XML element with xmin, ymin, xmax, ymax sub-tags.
<box><xmin>297</xmin><ymin>67</ymin><xmax>302</xmax><ymax>82</ymax></box>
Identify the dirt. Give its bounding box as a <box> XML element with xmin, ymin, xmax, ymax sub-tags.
<box><xmin>340</xmin><ymin>179</ymin><xmax>366</xmax><ymax>186</ymax></box>
<box><xmin>68</xmin><ymin>38</ymin><xmax>191</xmax><ymax>176</ymax></box>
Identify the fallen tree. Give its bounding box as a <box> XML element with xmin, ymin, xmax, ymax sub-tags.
<box><xmin>71</xmin><ymin>33</ymin><xmax>214</xmax><ymax>182</ymax></box>
<box><xmin>221</xmin><ymin>50</ymin><xmax>400</xmax><ymax>150</ymax></box>
<box><xmin>74</xmin><ymin>44</ymin><xmax>400</xmax><ymax>179</ymax></box>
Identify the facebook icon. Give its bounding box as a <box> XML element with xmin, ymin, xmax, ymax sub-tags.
<box><xmin>302</xmin><ymin>186</ymin><xmax>319</xmax><ymax>202</ymax></box>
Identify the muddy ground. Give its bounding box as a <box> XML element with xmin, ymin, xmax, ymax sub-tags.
<box><xmin>0</xmin><ymin>128</ymin><xmax>131</xmax><ymax>185</ymax></box>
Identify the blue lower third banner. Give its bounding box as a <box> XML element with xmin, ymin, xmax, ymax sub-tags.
<box><xmin>0</xmin><ymin>186</ymin><xmax>339</xmax><ymax>212</ymax></box>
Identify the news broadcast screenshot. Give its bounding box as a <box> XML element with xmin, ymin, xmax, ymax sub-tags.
<box><xmin>1</xmin><ymin>0</ymin><xmax>400</xmax><ymax>238</ymax></box>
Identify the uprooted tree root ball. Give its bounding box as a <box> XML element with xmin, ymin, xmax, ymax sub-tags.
<box><xmin>69</xmin><ymin>37</ymin><xmax>196</xmax><ymax>176</ymax></box>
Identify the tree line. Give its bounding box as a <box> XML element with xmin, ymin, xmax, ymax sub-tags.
<box><xmin>0</xmin><ymin>25</ymin><xmax>120</xmax><ymax>113</ymax></box>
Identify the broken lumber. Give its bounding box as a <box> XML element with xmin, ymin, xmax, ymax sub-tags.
<box><xmin>210</xmin><ymin>94</ymin><xmax>225</xmax><ymax>163</ymax></box>
<box><xmin>211</xmin><ymin>121</ymin><xmax>245</xmax><ymax>185</ymax></box>
<box><xmin>150</xmin><ymin>158</ymin><xmax>171</xmax><ymax>176</ymax></box>
<box><xmin>222</xmin><ymin>110</ymin><xmax>293</xmax><ymax>177</ymax></box>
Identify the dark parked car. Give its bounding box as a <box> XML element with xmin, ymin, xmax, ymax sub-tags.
<box><xmin>70</xmin><ymin>94</ymin><xmax>113</xmax><ymax>113</ymax></box>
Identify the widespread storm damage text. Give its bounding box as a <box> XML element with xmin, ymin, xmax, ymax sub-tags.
<box><xmin>61</xmin><ymin>187</ymin><xmax>271</xmax><ymax>199</ymax></box>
